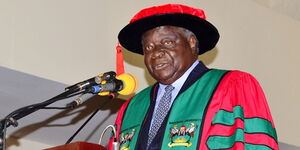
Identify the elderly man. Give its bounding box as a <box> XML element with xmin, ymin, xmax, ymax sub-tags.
<box><xmin>108</xmin><ymin>4</ymin><xmax>278</xmax><ymax>150</ymax></box>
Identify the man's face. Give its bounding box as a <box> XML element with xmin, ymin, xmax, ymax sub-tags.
<box><xmin>142</xmin><ymin>26</ymin><xmax>198</xmax><ymax>85</ymax></box>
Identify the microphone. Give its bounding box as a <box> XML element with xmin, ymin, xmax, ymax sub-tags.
<box><xmin>66</xmin><ymin>73</ymin><xmax>137</xmax><ymax>108</ymax></box>
<box><xmin>89</xmin><ymin>73</ymin><xmax>137</xmax><ymax>96</ymax></box>
<box><xmin>66</xmin><ymin>93</ymin><xmax>94</xmax><ymax>108</ymax></box>
<box><xmin>65</xmin><ymin>71</ymin><xmax>116</xmax><ymax>93</ymax></box>
<box><xmin>116</xmin><ymin>73</ymin><xmax>137</xmax><ymax>95</ymax></box>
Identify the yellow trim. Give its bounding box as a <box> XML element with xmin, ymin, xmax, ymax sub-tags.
<box><xmin>168</xmin><ymin>142</ymin><xmax>192</xmax><ymax>147</ymax></box>
<box><xmin>120</xmin><ymin>145</ymin><xmax>130</xmax><ymax>150</ymax></box>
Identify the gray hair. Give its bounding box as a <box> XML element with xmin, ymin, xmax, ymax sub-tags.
<box><xmin>179</xmin><ymin>27</ymin><xmax>199</xmax><ymax>53</ymax></box>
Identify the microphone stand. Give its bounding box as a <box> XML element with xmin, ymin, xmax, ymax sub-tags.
<box><xmin>0</xmin><ymin>71</ymin><xmax>119</xmax><ymax>150</ymax></box>
<box><xmin>0</xmin><ymin>89</ymin><xmax>84</xmax><ymax>150</ymax></box>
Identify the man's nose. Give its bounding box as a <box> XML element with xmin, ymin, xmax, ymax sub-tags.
<box><xmin>151</xmin><ymin>45</ymin><xmax>165</xmax><ymax>59</ymax></box>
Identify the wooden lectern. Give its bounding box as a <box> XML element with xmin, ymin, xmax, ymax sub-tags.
<box><xmin>44</xmin><ymin>142</ymin><xmax>107</xmax><ymax>150</ymax></box>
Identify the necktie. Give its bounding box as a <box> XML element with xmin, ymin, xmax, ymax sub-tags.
<box><xmin>147</xmin><ymin>85</ymin><xmax>174</xmax><ymax>148</ymax></box>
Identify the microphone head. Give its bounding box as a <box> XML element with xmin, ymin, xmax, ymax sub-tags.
<box><xmin>116</xmin><ymin>73</ymin><xmax>137</xmax><ymax>95</ymax></box>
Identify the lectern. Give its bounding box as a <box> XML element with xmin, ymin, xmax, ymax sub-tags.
<box><xmin>44</xmin><ymin>142</ymin><xmax>107</xmax><ymax>150</ymax></box>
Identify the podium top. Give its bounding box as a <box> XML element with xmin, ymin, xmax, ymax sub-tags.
<box><xmin>44</xmin><ymin>142</ymin><xmax>107</xmax><ymax>150</ymax></box>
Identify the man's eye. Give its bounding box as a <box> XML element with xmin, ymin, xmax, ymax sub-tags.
<box><xmin>163</xmin><ymin>41</ymin><xmax>174</xmax><ymax>46</ymax></box>
<box><xmin>145</xmin><ymin>45</ymin><xmax>154</xmax><ymax>51</ymax></box>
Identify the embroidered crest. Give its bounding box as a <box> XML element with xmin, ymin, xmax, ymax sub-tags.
<box><xmin>168</xmin><ymin>122</ymin><xmax>197</xmax><ymax>147</ymax></box>
<box><xmin>120</xmin><ymin>129</ymin><xmax>136</xmax><ymax>150</ymax></box>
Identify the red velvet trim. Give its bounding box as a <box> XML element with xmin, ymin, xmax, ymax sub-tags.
<box><xmin>130</xmin><ymin>4</ymin><xmax>206</xmax><ymax>23</ymax></box>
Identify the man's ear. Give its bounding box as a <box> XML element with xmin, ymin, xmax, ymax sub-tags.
<box><xmin>189</xmin><ymin>35</ymin><xmax>198</xmax><ymax>54</ymax></box>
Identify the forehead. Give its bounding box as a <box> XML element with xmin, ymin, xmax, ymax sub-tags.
<box><xmin>142</xmin><ymin>26</ymin><xmax>186</xmax><ymax>40</ymax></box>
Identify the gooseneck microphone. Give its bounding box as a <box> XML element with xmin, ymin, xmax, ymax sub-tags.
<box><xmin>65</xmin><ymin>71</ymin><xmax>116</xmax><ymax>93</ymax></box>
<box><xmin>66</xmin><ymin>72</ymin><xmax>137</xmax><ymax>108</ymax></box>
<box><xmin>89</xmin><ymin>73</ymin><xmax>137</xmax><ymax>95</ymax></box>
<box><xmin>66</xmin><ymin>93</ymin><xmax>95</xmax><ymax>108</ymax></box>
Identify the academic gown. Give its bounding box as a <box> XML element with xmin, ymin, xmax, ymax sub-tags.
<box><xmin>107</xmin><ymin>62</ymin><xmax>278</xmax><ymax>150</ymax></box>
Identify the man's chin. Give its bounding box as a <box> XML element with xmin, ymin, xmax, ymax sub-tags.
<box><xmin>153</xmin><ymin>74</ymin><xmax>176</xmax><ymax>85</ymax></box>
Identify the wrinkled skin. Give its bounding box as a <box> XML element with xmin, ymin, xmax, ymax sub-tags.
<box><xmin>142</xmin><ymin>26</ymin><xmax>198</xmax><ymax>85</ymax></box>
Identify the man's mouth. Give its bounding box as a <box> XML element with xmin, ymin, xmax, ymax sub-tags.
<box><xmin>153</xmin><ymin>63</ymin><xmax>169</xmax><ymax>70</ymax></box>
